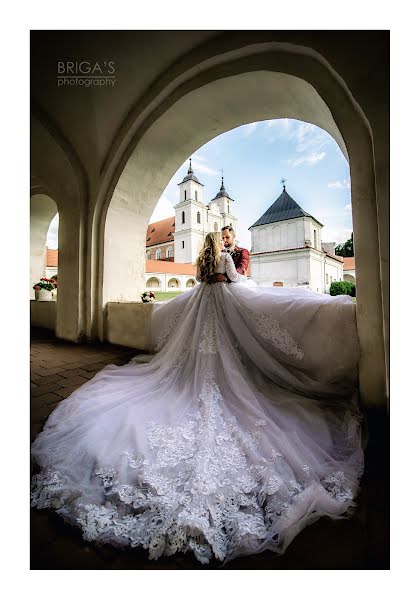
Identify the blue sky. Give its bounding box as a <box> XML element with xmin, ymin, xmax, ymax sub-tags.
<box><xmin>47</xmin><ymin>119</ymin><xmax>353</xmax><ymax>250</ymax></box>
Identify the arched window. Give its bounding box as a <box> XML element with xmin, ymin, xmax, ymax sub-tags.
<box><xmin>314</xmin><ymin>229</ymin><xmax>317</xmax><ymax>248</ymax></box>
<box><xmin>146</xmin><ymin>252</ymin><xmax>152</xmax><ymax>260</ymax></box>
<box><xmin>214</xmin><ymin>222</ymin><xmax>218</xmax><ymax>231</ymax></box>
<box><xmin>195</xmin><ymin>190</ymin><xmax>198</xmax><ymax>201</ymax></box>
<box><xmin>182</xmin><ymin>211</ymin><xmax>185</xmax><ymax>224</ymax></box>
<box><xmin>156</xmin><ymin>249</ymin><xmax>161</xmax><ymax>260</ymax></box>
<box><xmin>184</xmin><ymin>190</ymin><xmax>187</xmax><ymax>200</ymax></box>
<box><xmin>197</xmin><ymin>211</ymin><xmax>201</xmax><ymax>224</ymax></box>
<box><xmin>166</xmin><ymin>246</ymin><xmax>173</xmax><ymax>258</ymax></box>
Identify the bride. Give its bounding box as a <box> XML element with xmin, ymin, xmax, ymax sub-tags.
<box><xmin>31</xmin><ymin>231</ymin><xmax>366</xmax><ymax>566</ymax></box>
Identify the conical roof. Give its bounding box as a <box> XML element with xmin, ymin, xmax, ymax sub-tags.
<box><xmin>177</xmin><ymin>158</ymin><xmax>204</xmax><ymax>186</ymax></box>
<box><xmin>250</xmin><ymin>185</ymin><xmax>322</xmax><ymax>228</ymax></box>
<box><xmin>210</xmin><ymin>176</ymin><xmax>234</xmax><ymax>201</ymax></box>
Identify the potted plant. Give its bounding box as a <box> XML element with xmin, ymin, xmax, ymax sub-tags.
<box><xmin>141</xmin><ymin>291</ymin><xmax>156</xmax><ymax>303</ymax></box>
<box><xmin>33</xmin><ymin>277</ymin><xmax>55</xmax><ymax>301</ymax></box>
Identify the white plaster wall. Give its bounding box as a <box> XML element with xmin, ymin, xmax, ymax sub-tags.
<box><xmin>250</xmin><ymin>251</ymin><xmax>310</xmax><ymax>287</ymax></box>
<box><xmin>145</xmin><ymin>272</ymin><xmax>197</xmax><ymax>292</ymax></box>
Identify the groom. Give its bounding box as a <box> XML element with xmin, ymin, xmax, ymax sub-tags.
<box><xmin>213</xmin><ymin>225</ymin><xmax>250</xmax><ymax>284</ymax></box>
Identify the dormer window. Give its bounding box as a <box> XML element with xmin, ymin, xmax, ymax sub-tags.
<box><xmin>151</xmin><ymin>228</ymin><xmax>155</xmax><ymax>233</ymax></box>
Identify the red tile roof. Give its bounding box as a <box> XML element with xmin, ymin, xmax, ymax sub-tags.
<box><xmin>46</xmin><ymin>248</ymin><xmax>58</xmax><ymax>267</ymax></box>
<box><xmin>146</xmin><ymin>260</ymin><xmax>251</xmax><ymax>277</ymax></box>
<box><xmin>146</xmin><ymin>260</ymin><xmax>196</xmax><ymax>275</ymax></box>
<box><xmin>146</xmin><ymin>217</ymin><xmax>175</xmax><ymax>247</ymax></box>
<box><xmin>343</xmin><ymin>256</ymin><xmax>356</xmax><ymax>270</ymax></box>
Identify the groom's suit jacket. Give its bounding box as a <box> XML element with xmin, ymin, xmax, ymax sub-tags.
<box><xmin>225</xmin><ymin>245</ymin><xmax>250</xmax><ymax>282</ymax></box>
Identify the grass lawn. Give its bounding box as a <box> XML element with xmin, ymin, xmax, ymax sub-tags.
<box><xmin>153</xmin><ymin>291</ymin><xmax>184</xmax><ymax>301</ymax></box>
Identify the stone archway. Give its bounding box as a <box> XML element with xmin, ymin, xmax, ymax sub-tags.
<box><xmin>186</xmin><ymin>279</ymin><xmax>196</xmax><ymax>288</ymax></box>
<box><xmin>344</xmin><ymin>274</ymin><xmax>356</xmax><ymax>284</ymax></box>
<box><xmin>96</xmin><ymin>43</ymin><xmax>386</xmax><ymax>407</ymax></box>
<box><xmin>146</xmin><ymin>277</ymin><xmax>161</xmax><ymax>290</ymax></box>
<box><xmin>168</xmin><ymin>278</ymin><xmax>180</xmax><ymax>289</ymax></box>
<box><xmin>30</xmin><ymin>194</ymin><xmax>58</xmax><ymax>300</ymax></box>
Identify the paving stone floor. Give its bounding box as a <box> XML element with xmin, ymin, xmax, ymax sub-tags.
<box><xmin>30</xmin><ymin>326</ymin><xmax>389</xmax><ymax>570</ymax></box>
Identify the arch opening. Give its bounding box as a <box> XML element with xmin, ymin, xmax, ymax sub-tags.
<box><xmin>99</xmin><ymin>56</ymin><xmax>385</xmax><ymax>406</ymax></box>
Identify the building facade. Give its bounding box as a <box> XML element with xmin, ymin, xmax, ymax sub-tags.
<box><xmin>146</xmin><ymin>161</ymin><xmax>238</xmax><ymax>265</ymax></box>
<box><xmin>249</xmin><ymin>183</ymin><xmax>344</xmax><ymax>293</ymax></box>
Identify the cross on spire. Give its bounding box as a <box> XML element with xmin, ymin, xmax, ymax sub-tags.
<box><xmin>281</xmin><ymin>177</ymin><xmax>287</xmax><ymax>191</ymax></box>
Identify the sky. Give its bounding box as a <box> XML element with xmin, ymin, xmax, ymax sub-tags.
<box><xmin>47</xmin><ymin>118</ymin><xmax>352</xmax><ymax>250</ymax></box>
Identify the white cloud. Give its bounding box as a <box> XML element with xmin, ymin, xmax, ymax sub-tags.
<box><xmin>241</xmin><ymin>122</ymin><xmax>258</xmax><ymax>137</ymax></box>
<box><xmin>150</xmin><ymin>194</ymin><xmax>175</xmax><ymax>223</ymax></box>
<box><xmin>328</xmin><ymin>178</ymin><xmax>351</xmax><ymax>189</ymax></box>
<box><xmin>287</xmin><ymin>122</ymin><xmax>331</xmax><ymax>154</ymax></box>
<box><xmin>344</xmin><ymin>203</ymin><xmax>352</xmax><ymax>212</ymax></box>
<box><xmin>262</xmin><ymin>118</ymin><xmax>293</xmax><ymax>143</ymax></box>
<box><xmin>46</xmin><ymin>213</ymin><xmax>59</xmax><ymax>249</ymax></box>
<box><xmin>190</xmin><ymin>154</ymin><xmax>219</xmax><ymax>177</ymax></box>
<box><xmin>287</xmin><ymin>152</ymin><xmax>326</xmax><ymax>168</ymax></box>
<box><xmin>321</xmin><ymin>227</ymin><xmax>352</xmax><ymax>244</ymax></box>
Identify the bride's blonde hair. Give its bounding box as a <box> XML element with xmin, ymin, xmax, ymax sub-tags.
<box><xmin>195</xmin><ymin>232</ymin><xmax>222</xmax><ymax>283</ymax></box>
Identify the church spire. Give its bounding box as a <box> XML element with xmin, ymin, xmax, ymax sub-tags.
<box><xmin>211</xmin><ymin>169</ymin><xmax>233</xmax><ymax>201</ymax></box>
<box><xmin>178</xmin><ymin>157</ymin><xmax>204</xmax><ymax>186</ymax></box>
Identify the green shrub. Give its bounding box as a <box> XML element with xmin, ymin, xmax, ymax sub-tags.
<box><xmin>330</xmin><ymin>281</ymin><xmax>356</xmax><ymax>296</ymax></box>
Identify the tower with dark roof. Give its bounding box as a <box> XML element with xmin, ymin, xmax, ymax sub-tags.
<box><xmin>173</xmin><ymin>160</ymin><xmax>239</xmax><ymax>263</ymax></box>
<box><xmin>249</xmin><ymin>181</ymin><xmax>343</xmax><ymax>291</ymax></box>
<box><xmin>174</xmin><ymin>158</ymin><xmax>206</xmax><ymax>263</ymax></box>
<box><xmin>208</xmin><ymin>175</ymin><xmax>238</xmax><ymax>232</ymax></box>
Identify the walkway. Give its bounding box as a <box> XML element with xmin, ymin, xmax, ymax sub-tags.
<box><xmin>30</xmin><ymin>327</ymin><xmax>389</xmax><ymax>569</ymax></box>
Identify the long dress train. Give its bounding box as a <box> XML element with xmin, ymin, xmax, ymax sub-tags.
<box><xmin>31</xmin><ymin>254</ymin><xmax>366</xmax><ymax>566</ymax></box>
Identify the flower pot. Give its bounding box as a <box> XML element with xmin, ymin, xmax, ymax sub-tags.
<box><xmin>35</xmin><ymin>288</ymin><xmax>53</xmax><ymax>301</ymax></box>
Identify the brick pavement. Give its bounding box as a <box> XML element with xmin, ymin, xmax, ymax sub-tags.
<box><xmin>30</xmin><ymin>326</ymin><xmax>389</xmax><ymax>570</ymax></box>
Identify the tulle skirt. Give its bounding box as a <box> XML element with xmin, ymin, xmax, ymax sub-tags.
<box><xmin>31</xmin><ymin>282</ymin><xmax>366</xmax><ymax>565</ymax></box>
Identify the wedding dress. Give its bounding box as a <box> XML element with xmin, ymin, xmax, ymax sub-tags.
<box><xmin>31</xmin><ymin>252</ymin><xmax>366</xmax><ymax>566</ymax></box>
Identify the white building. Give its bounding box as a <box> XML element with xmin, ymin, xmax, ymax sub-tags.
<box><xmin>249</xmin><ymin>182</ymin><xmax>344</xmax><ymax>293</ymax></box>
<box><xmin>173</xmin><ymin>159</ymin><xmax>238</xmax><ymax>263</ymax></box>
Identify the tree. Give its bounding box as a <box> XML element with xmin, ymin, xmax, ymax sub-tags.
<box><xmin>335</xmin><ymin>232</ymin><xmax>354</xmax><ymax>257</ymax></box>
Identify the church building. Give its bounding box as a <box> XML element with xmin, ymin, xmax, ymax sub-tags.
<box><xmin>146</xmin><ymin>159</ymin><xmax>238</xmax><ymax>265</ymax></box>
<box><xmin>249</xmin><ymin>181</ymin><xmax>344</xmax><ymax>293</ymax></box>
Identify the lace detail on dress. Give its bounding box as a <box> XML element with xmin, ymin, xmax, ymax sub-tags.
<box><xmin>198</xmin><ymin>293</ymin><xmax>217</xmax><ymax>354</ymax></box>
<box><xmin>153</xmin><ymin>305</ymin><xmax>184</xmax><ymax>352</ymax></box>
<box><xmin>223</xmin><ymin>253</ymin><xmax>239</xmax><ymax>283</ymax></box>
<box><xmin>159</xmin><ymin>354</ymin><xmax>185</xmax><ymax>385</ymax></box>
<box><xmin>250</xmin><ymin>310</ymin><xmax>304</xmax><ymax>360</ymax></box>
<box><xmin>320</xmin><ymin>470</ymin><xmax>354</xmax><ymax>503</ymax></box>
<box><xmin>30</xmin><ymin>372</ymin><xmax>358</xmax><ymax>565</ymax></box>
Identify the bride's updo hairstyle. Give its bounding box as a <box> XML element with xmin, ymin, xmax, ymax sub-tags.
<box><xmin>195</xmin><ymin>231</ymin><xmax>222</xmax><ymax>283</ymax></box>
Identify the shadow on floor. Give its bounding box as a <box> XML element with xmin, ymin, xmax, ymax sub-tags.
<box><xmin>30</xmin><ymin>327</ymin><xmax>389</xmax><ymax>569</ymax></box>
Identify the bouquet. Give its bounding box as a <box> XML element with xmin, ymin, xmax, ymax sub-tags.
<box><xmin>33</xmin><ymin>277</ymin><xmax>55</xmax><ymax>292</ymax></box>
<box><xmin>141</xmin><ymin>291</ymin><xmax>156</xmax><ymax>303</ymax></box>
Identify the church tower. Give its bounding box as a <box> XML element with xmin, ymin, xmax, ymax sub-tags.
<box><xmin>208</xmin><ymin>175</ymin><xmax>238</xmax><ymax>231</ymax></box>
<box><xmin>174</xmin><ymin>159</ymin><xmax>207</xmax><ymax>263</ymax></box>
